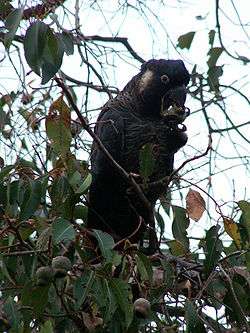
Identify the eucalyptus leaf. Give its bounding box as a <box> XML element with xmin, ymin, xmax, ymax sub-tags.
<box><xmin>177</xmin><ymin>31</ymin><xmax>195</xmax><ymax>49</ymax></box>
<box><xmin>19</xmin><ymin>179</ymin><xmax>42</xmax><ymax>221</ymax></box>
<box><xmin>24</xmin><ymin>21</ymin><xmax>49</xmax><ymax>76</ymax></box>
<box><xmin>172</xmin><ymin>205</ymin><xmax>190</xmax><ymax>250</ymax></box>
<box><xmin>58</xmin><ymin>31</ymin><xmax>74</xmax><ymax>55</ymax></box>
<box><xmin>4</xmin><ymin>7</ymin><xmax>23</xmax><ymax>48</ymax></box>
<box><xmin>203</xmin><ymin>226</ymin><xmax>223</xmax><ymax>277</ymax></box>
<box><xmin>52</xmin><ymin>217</ymin><xmax>75</xmax><ymax>244</ymax></box>
<box><xmin>185</xmin><ymin>300</ymin><xmax>206</xmax><ymax>332</ymax></box>
<box><xmin>207</xmin><ymin>47</ymin><xmax>223</xmax><ymax>68</ymax></box>
<box><xmin>93</xmin><ymin>229</ymin><xmax>115</xmax><ymax>262</ymax></box>
<box><xmin>3</xmin><ymin>296</ymin><xmax>22</xmax><ymax>331</ymax></box>
<box><xmin>74</xmin><ymin>271</ymin><xmax>95</xmax><ymax>310</ymax></box>
<box><xmin>109</xmin><ymin>278</ymin><xmax>133</xmax><ymax>328</ymax></box>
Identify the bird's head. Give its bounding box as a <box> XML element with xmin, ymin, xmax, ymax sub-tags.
<box><xmin>135</xmin><ymin>59</ymin><xmax>190</xmax><ymax>123</ymax></box>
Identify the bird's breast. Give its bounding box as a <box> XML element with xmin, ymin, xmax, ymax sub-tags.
<box><xmin>122</xmin><ymin>116</ymin><xmax>178</xmax><ymax>177</ymax></box>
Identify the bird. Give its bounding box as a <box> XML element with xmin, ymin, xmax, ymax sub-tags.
<box><xmin>87</xmin><ymin>59</ymin><xmax>190</xmax><ymax>242</ymax></box>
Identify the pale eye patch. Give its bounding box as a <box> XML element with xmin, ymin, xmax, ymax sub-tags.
<box><xmin>139</xmin><ymin>69</ymin><xmax>154</xmax><ymax>93</ymax></box>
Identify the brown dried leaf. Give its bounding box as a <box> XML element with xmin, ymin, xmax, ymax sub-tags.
<box><xmin>186</xmin><ymin>189</ymin><xmax>205</xmax><ymax>222</ymax></box>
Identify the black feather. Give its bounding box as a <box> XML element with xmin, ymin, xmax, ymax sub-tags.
<box><xmin>87</xmin><ymin>59</ymin><xmax>190</xmax><ymax>240</ymax></box>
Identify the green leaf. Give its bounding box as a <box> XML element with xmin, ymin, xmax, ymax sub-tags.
<box><xmin>207</xmin><ymin>47</ymin><xmax>223</xmax><ymax>68</ymax></box>
<box><xmin>238</xmin><ymin>200</ymin><xmax>250</xmax><ymax>241</ymax></box>
<box><xmin>139</xmin><ymin>143</ymin><xmax>155</xmax><ymax>181</ymax></box>
<box><xmin>4</xmin><ymin>7</ymin><xmax>23</xmax><ymax>48</ymax></box>
<box><xmin>92</xmin><ymin>277</ymin><xmax>116</xmax><ymax>323</ymax></box>
<box><xmin>24</xmin><ymin>21</ymin><xmax>49</xmax><ymax>76</ymax></box>
<box><xmin>160</xmin><ymin>191</ymin><xmax>171</xmax><ymax>217</ymax></box>
<box><xmin>50</xmin><ymin>176</ymin><xmax>71</xmax><ymax>206</ymax></box>
<box><xmin>0</xmin><ymin>255</ymin><xmax>16</xmax><ymax>284</ymax></box>
<box><xmin>74</xmin><ymin>204</ymin><xmax>88</xmax><ymax>220</ymax></box>
<box><xmin>50</xmin><ymin>175</ymin><xmax>75</xmax><ymax>219</ymax></box>
<box><xmin>41</xmin><ymin>28</ymin><xmax>64</xmax><ymax>84</ymax></box>
<box><xmin>52</xmin><ymin>176</ymin><xmax>70</xmax><ymax>198</ymax></box>
<box><xmin>75</xmin><ymin>173</ymin><xmax>92</xmax><ymax>194</ymax></box>
<box><xmin>68</xmin><ymin>170</ymin><xmax>82</xmax><ymax>188</ymax></box>
<box><xmin>36</xmin><ymin>227</ymin><xmax>51</xmax><ymax>251</ymax></box>
<box><xmin>177</xmin><ymin>31</ymin><xmax>195</xmax><ymax>49</ymax></box>
<box><xmin>203</xmin><ymin>226</ymin><xmax>223</xmax><ymax>277</ymax></box>
<box><xmin>58</xmin><ymin>31</ymin><xmax>74</xmax><ymax>55</ymax></box>
<box><xmin>185</xmin><ymin>300</ymin><xmax>206</xmax><ymax>332</ymax></box>
<box><xmin>3</xmin><ymin>296</ymin><xmax>22</xmax><ymax>331</ymax></box>
<box><xmin>224</xmin><ymin>281</ymin><xmax>249</xmax><ymax>326</ymax></box>
<box><xmin>21</xmin><ymin>284</ymin><xmax>49</xmax><ymax>316</ymax></box>
<box><xmin>208</xmin><ymin>29</ymin><xmax>216</xmax><ymax>46</ymax></box>
<box><xmin>109</xmin><ymin>278</ymin><xmax>133</xmax><ymax>328</ymax></box>
<box><xmin>19</xmin><ymin>179</ymin><xmax>42</xmax><ymax>220</ymax></box>
<box><xmin>135</xmin><ymin>252</ymin><xmax>153</xmax><ymax>282</ymax></box>
<box><xmin>155</xmin><ymin>210</ymin><xmax>165</xmax><ymax>237</ymax></box>
<box><xmin>0</xmin><ymin>165</ymin><xmax>14</xmax><ymax>181</ymax></box>
<box><xmin>161</xmin><ymin>259</ymin><xmax>175</xmax><ymax>289</ymax></box>
<box><xmin>93</xmin><ymin>229</ymin><xmax>115</xmax><ymax>262</ymax></box>
<box><xmin>172</xmin><ymin>205</ymin><xmax>190</xmax><ymax>250</ymax></box>
<box><xmin>52</xmin><ymin>217</ymin><xmax>75</xmax><ymax>244</ymax></box>
<box><xmin>74</xmin><ymin>271</ymin><xmax>95</xmax><ymax>310</ymax></box>
<box><xmin>238</xmin><ymin>201</ymin><xmax>250</xmax><ymax>271</ymax></box>
<box><xmin>24</xmin><ymin>21</ymin><xmax>64</xmax><ymax>83</ymax></box>
<box><xmin>40</xmin><ymin>320</ymin><xmax>53</xmax><ymax>333</ymax></box>
<box><xmin>207</xmin><ymin>65</ymin><xmax>223</xmax><ymax>92</ymax></box>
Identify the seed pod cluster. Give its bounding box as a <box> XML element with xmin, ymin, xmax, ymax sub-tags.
<box><xmin>35</xmin><ymin>256</ymin><xmax>72</xmax><ymax>286</ymax></box>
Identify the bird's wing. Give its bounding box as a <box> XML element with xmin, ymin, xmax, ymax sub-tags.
<box><xmin>91</xmin><ymin>107</ymin><xmax>125</xmax><ymax>176</ymax></box>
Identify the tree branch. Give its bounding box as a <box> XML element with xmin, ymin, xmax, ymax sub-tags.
<box><xmin>82</xmin><ymin>35</ymin><xmax>145</xmax><ymax>63</ymax></box>
<box><xmin>215</xmin><ymin>0</ymin><xmax>250</xmax><ymax>63</ymax></box>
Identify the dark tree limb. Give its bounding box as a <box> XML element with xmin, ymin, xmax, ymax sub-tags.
<box><xmin>82</xmin><ymin>35</ymin><xmax>145</xmax><ymax>63</ymax></box>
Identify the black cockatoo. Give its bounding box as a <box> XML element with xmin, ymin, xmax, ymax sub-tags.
<box><xmin>87</xmin><ymin>59</ymin><xmax>190</xmax><ymax>241</ymax></box>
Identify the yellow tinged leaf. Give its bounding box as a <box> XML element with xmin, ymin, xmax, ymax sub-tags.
<box><xmin>186</xmin><ymin>189</ymin><xmax>205</xmax><ymax>222</ymax></box>
<box><xmin>223</xmin><ymin>218</ymin><xmax>241</xmax><ymax>249</ymax></box>
<box><xmin>45</xmin><ymin>96</ymin><xmax>72</xmax><ymax>156</ymax></box>
<box><xmin>167</xmin><ymin>239</ymin><xmax>188</xmax><ymax>256</ymax></box>
<box><xmin>47</xmin><ymin>95</ymin><xmax>71</xmax><ymax>127</ymax></box>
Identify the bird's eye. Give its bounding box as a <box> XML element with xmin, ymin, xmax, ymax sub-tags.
<box><xmin>160</xmin><ymin>74</ymin><xmax>170</xmax><ymax>84</ymax></box>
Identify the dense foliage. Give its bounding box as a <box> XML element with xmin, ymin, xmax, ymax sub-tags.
<box><xmin>0</xmin><ymin>1</ymin><xmax>249</xmax><ymax>332</ymax></box>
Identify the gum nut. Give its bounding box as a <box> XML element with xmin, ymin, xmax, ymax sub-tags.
<box><xmin>36</xmin><ymin>266</ymin><xmax>54</xmax><ymax>285</ymax></box>
<box><xmin>133</xmin><ymin>298</ymin><xmax>151</xmax><ymax>318</ymax></box>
